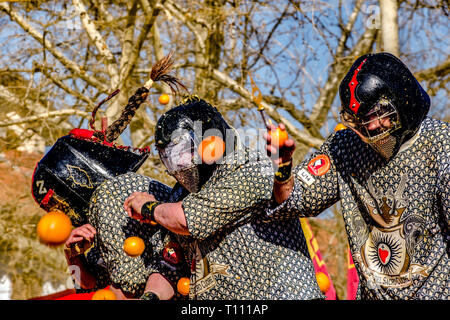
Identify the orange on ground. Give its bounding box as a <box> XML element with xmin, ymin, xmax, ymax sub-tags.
<box><xmin>36</xmin><ymin>210</ymin><xmax>72</xmax><ymax>245</ymax></box>
<box><xmin>123</xmin><ymin>236</ymin><xmax>145</xmax><ymax>257</ymax></box>
<box><xmin>177</xmin><ymin>277</ymin><xmax>190</xmax><ymax>296</ymax></box>
<box><xmin>315</xmin><ymin>271</ymin><xmax>331</xmax><ymax>293</ymax></box>
<box><xmin>334</xmin><ymin>123</ymin><xmax>347</xmax><ymax>132</ymax></box>
<box><xmin>197</xmin><ymin>136</ymin><xmax>225</xmax><ymax>164</ymax></box>
<box><xmin>158</xmin><ymin>93</ymin><xmax>170</xmax><ymax>105</ymax></box>
<box><xmin>268</xmin><ymin>127</ymin><xmax>289</xmax><ymax>148</ymax></box>
<box><xmin>91</xmin><ymin>288</ymin><xmax>117</xmax><ymax>300</ymax></box>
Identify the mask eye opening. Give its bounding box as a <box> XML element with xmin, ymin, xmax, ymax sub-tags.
<box><xmin>340</xmin><ymin>98</ymin><xmax>401</xmax><ymax>143</ymax></box>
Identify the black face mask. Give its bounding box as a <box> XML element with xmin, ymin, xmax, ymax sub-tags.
<box><xmin>339</xmin><ymin>52</ymin><xmax>430</xmax><ymax>159</ymax></box>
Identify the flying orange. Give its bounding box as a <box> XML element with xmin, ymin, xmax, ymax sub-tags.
<box><xmin>198</xmin><ymin>136</ymin><xmax>225</xmax><ymax>164</ymax></box>
<box><xmin>36</xmin><ymin>211</ymin><xmax>72</xmax><ymax>246</ymax></box>
<box><xmin>158</xmin><ymin>93</ymin><xmax>170</xmax><ymax>105</ymax></box>
<box><xmin>334</xmin><ymin>123</ymin><xmax>347</xmax><ymax>132</ymax></box>
<box><xmin>91</xmin><ymin>288</ymin><xmax>117</xmax><ymax>300</ymax></box>
<box><xmin>315</xmin><ymin>272</ymin><xmax>331</xmax><ymax>293</ymax></box>
<box><xmin>123</xmin><ymin>236</ymin><xmax>145</xmax><ymax>257</ymax></box>
<box><xmin>177</xmin><ymin>277</ymin><xmax>190</xmax><ymax>296</ymax></box>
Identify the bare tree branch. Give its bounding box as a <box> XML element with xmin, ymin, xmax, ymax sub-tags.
<box><xmin>212</xmin><ymin>68</ymin><xmax>324</xmax><ymax>149</ymax></box>
<box><xmin>414</xmin><ymin>57</ymin><xmax>450</xmax><ymax>82</ymax></box>
<box><xmin>120</xmin><ymin>0</ymin><xmax>167</xmax><ymax>85</ymax></box>
<box><xmin>0</xmin><ymin>109</ymin><xmax>90</xmax><ymax>127</ymax></box>
<box><xmin>73</xmin><ymin>0</ymin><xmax>120</xmax><ymax>88</ymax></box>
<box><xmin>309</xmin><ymin>27</ymin><xmax>379</xmax><ymax>125</ymax></box>
<box><xmin>0</xmin><ymin>2</ymin><xmax>108</xmax><ymax>92</ymax></box>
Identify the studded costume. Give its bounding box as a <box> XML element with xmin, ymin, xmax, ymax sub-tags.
<box><xmin>146</xmin><ymin>97</ymin><xmax>323</xmax><ymax>299</ymax></box>
<box><xmin>179</xmin><ymin>148</ymin><xmax>323</xmax><ymax>299</ymax></box>
<box><xmin>86</xmin><ymin>172</ymin><xmax>190</xmax><ymax>297</ymax></box>
<box><xmin>86</xmin><ymin>151</ymin><xmax>323</xmax><ymax>299</ymax></box>
<box><xmin>269</xmin><ymin>53</ymin><xmax>449</xmax><ymax>300</ymax></box>
<box><xmin>79</xmin><ymin>96</ymin><xmax>324</xmax><ymax>299</ymax></box>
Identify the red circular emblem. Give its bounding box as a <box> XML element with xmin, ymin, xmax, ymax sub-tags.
<box><xmin>307</xmin><ymin>154</ymin><xmax>331</xmax><ymax>176</ymax></box>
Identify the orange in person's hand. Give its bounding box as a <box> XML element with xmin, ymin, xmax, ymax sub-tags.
<box><xmin>123</xmin><ymin>236</ymin><xmax>145</xmax><ymax>257</ymax></box>
<box><xmin>198</xmin><ymin>136</ymin><xmax>225</xmax><ymax>164</ymax></box>
<box><xmin>177</xmin><ymin>277</ymin><xmax>190</xmax><ymax>296</ymax></box>
<box><xmin>268</xmin><ymin>127</ymin><xmax>289</xmax><ymax>148</ymax></box>
<box><xmin>91</xmin><ymin>288</ymin><xmax>117</xmax><ymax>300</ymax></box>
<box><xmin>36</xmin><ymin>210</ymin><xmax>72</xmax><ymax>246</ymax></box>
<box><xmin>315</xmin><ymin>272</ymin><xmax>331</xmax><ymax>293</ymax></box>
<box><xmin>158</xmin><ymin>93</ymin><xmax>170</xmax><ymax>105</ymax></box>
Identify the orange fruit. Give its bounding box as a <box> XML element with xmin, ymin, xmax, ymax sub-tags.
<box><xmin>123</xmin><ymin>236</ymin><xmax>145</xmax><ymax>257</ymax></box>
<box><xmin>197</xmin><ymin>136</ymin><xmax>225</xmax><ymax>164</ymax></box>
<box><xmin>158</xmin><ymin>93</ymin><xmax>170</xmax><ymax>105</ymax></box>
<box><xmin>315</xmin><ymin>272</ymin><xmax>331</xmax><ymax>293</ymax></box>
<box><xmin>334</xmin><ymin>123</ymin><xmax>347</xmax><ymax>132</ymax></box>
<box><xmin>36</xmin><ymin>210</ymin><xmax>72</xmax><ymax>245</ymax></box>
<box><xmin>91</xmin><ymin>288</ymin><xmax>117</xmax><ymax>300</ymax></box>
<box><xmin>177</xmin><ymin>277</ymin><xmax>190</xmax><ymax>296</ymax></box>
<box><xmin>268</xmin><ymin>127</ymin><xmax>289</xmax><ymax>148</ymax></box>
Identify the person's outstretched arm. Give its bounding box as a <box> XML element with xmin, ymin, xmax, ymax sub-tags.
<box><xmin>264</xmin><ymin>123</ymin><xmax>296</xmax><ymax>204</ymax></box>
<box><xmin>124</xmin><ymin>193</ymin><xmax>190</xmax><ymax>235</ymax></box>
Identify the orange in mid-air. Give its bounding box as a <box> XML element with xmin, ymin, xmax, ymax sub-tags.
<box><xmin>177</xmin><ymin>277</ymin><xmax>190</xmax><ymax>296</ymax></box>
<box><xmin>198</xmin><ymin>136</ymin><xmax>225</xmax><ymax>164</ymax></box>
<box><xmin>36</xmin><ymin>210</ymin><xmax>72</xmax><ymax>245</ymax></box>
<box><xmin>158</xmin><ymin>93</ymin><xmax>170</xmax><ymax>105</ymax></box>
<box><xmin>334</xmin><ymin>123</ymin><xmax>347</xmax><ymax>132</ymax></box>
<box><xmin>91</xmin><ymin>288</ymin><xmax>117</xmax><ymax>300</ymax></box>
<box><xmin>268</xmin><ymin>127</ymin><xmax>289</xmax><ymax>148</ymax></box>
<box><xmin>315</xmin><ymin>272</ymin><xmax>331</xmax><ymax>293</ymax></box>
<box><xmin>123</xmin><ymin>236</ymin><xmax>145</xmax><ymax>257</ymax></box>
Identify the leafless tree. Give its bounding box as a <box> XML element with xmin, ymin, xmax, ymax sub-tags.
<box><xmin>0</xmin><ymin>0</ymin><xmax>448</xmax><ymax>298</ymax></box>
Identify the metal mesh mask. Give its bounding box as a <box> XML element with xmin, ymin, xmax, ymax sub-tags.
<box><xmin>341</xmin><ymin>97</ymin><xmax>402</xmax><ymax>159</ymax></box>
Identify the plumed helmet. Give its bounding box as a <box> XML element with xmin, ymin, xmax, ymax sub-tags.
<box><xmin>31</xmin><ymin>129</ymin><xmax>149</xmax><ymax>226</ymax></box>
<box><xmin>339</xmin><ymin>52</ymin><xmax>430</xmax><ymax>158</ymax></box>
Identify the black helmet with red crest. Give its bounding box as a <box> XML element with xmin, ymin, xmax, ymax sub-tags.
<box><xmin>339</xmin><ymin>52</ymin><xmax>430</xmax><ymax>159</ymax></box>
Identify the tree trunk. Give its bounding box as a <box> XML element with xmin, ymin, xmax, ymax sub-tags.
<box><xmin>379</xmin><ymin>0</ymin><xmax>400</xmax><ymax>57</ymax></box>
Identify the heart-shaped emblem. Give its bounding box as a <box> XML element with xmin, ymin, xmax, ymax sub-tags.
<box><xmin>378</xmin><ymin>244</ymin><xmax>391</xmax><ymax>265</ymax></box>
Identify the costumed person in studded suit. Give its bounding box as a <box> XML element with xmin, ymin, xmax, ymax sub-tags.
<box><xmin>265</xmin><ymin>52</ymin><xmax>449</xmax><ymax>299</ymax></box>
<box><xmin>124</xmin><ymin>96</ymin><xmax>324</xmax><ymax>300</ymax></box>
<box><xmin>31</xmin><ymin>53</ymin><xmax>190</xmax><ymax>300</ymax></box>
<box><xmin>31</xmin><ymin>129</ymin><xmax>189</xmax><ymax>299</ymax></box>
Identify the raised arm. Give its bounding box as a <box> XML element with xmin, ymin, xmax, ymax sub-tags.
<box><xmin>264</xmin><ymin>123</ymin><xmax>296</xmax><ymax>204</ymax></box>
<box><xmin>264</xmin><ymin>123</ymin><xmax>341</xmax><ymax>218</ymax></box>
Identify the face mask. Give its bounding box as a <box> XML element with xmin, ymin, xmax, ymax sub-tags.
<box><xmin>158</xmin><ymin>131</ymin><xmax>202</xmax><ymax>192</ymax></box>
<box><xmin>341</xmin><ymin>98</ymin><xmax>402</xmax><ymax>159</ymax></box>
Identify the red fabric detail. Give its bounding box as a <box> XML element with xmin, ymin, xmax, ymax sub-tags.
<box><xmin>348</xmin><ymin>58</ymin><xmax>367</xmax><ymax>115</ymax></box>
<box><xmin>69</xmin><ymin>128</ymin><xmax>94</xmax><ymax>139</ymax></box>
<box><xmin>301</xmin><ymin>219</ymin><xmax>337</xmax><ymax>300</ymax></box>
<box><xmin>30</xmin><ymin>286</ymin><xmax>112</xmax><ymax>300</ymax></box>
<box><xmin>40</xmin><ymin>189</ymin><xmax>54</xmax><ymax>206</ymax></box>
<box><xmin>347</xmin><ymin>248</ymin><xmax>359</xmax><ymax>300</ymax></box>
<box><xmin>69</xmin><ymin>128</ymin><xmax>150</xmax><ymax>154</ymax></box>
<box><xmin>54</xmin><ymin>291</ymin><xmax>96</xmax><ymax>300</ymax></box>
